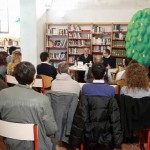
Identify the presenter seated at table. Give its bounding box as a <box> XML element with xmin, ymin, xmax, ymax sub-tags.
<box><xmin>103</xmin><ymin>49</ymin><xmax>116</xmax><ymax>69</ymax></box>
<box><xmin>77</xmin><ymin>48</ymin><xmax>93</xmax><ymax>83</ymax></box>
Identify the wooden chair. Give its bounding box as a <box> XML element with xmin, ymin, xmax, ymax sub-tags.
<box><xmin>5</xmin><ymin>75</ymin><xmax>45</xmax><ymax>94</ymax></box>
<box><xmin>0</xmin><ymin>120</ymin><xmax>38</xmax><ymax>150</ymax></box>
<box><xmin>38</xmin><ymin>74</ymin><xmax>53</xmax><ymax>89</ymax></box>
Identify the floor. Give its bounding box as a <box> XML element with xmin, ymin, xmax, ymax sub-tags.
<box><xmin>0</xmin><ymin>141</ymin><xmax>147</xmax><ymax>150</ymax></box>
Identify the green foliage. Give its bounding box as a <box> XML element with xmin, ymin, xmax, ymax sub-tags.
<box><xmin>126</xmin><ymin>8</ymin><xmax>150</xmax><ymax>65</ymax></box>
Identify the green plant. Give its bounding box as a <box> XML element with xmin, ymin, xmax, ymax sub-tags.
<box><xmin>126</xmin><ymin>8</ymin><xmax>150</xmax><ymax>65</ymax></box>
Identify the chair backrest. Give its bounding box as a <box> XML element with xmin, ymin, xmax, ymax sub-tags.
<box><xmin>5</xmin><ymin>75</ymin><xmax>18</xmax><ymax>85</ymax></box>
<box><xmin>5</xmin><ymin>75</ymin><xmax>45</xmax><ymax>94</ymax></box>
<box><xmin>39</xmin><ymin>74</ymin><xmax>53</xmax><ymax>89</ymax></box>
<box><xmin>0</xmin><ymin>120</ymin><xmax>38</xmax><ymax>150</ymax></box>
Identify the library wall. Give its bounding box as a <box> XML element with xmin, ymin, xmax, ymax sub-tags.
<box><xmin>46</xmin><ymin>0</ymin><xmax>150</xmax><ymax>22</ymax></box>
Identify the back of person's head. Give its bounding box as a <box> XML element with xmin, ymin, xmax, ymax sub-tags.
<box><xmin>92</xmin><ymin>63</ymin><xmax>106</xmax><ymax>79</ymax></box>
<box><xmin>9</xmin><ymin>46</ymin><xmax>17</xmax><ymax>55</ymax></box>
<box><xmin>125</xmin><ymin>63</ymin><xmax>149</xmax><ymax>90</ymax></box>
<box><xmin>57</xmin><ymin>61</ymin><xmax>69</xmax><ymax>74</ymax></box>
<box><xmin>40</xmin><ymin>52</ymin><xmax>49</xmax><ymax>62</ymax></box>
<box><xmin>104</xmin><ymin>49</ymin><xmax>110</xmax><ymax>55</ymax></box>
<box><xmin>14</xmin><ymin>61</ymin><xmax>35</xmax><ymax>85</ymax></box>
<box><xmin>93</xmin><ymin>55</ymin><xmax>103</xmax><ymax>63</ymax></box>
<box><xmin>11</xmin><ymin>51</ymin><xmax>22</xmax><ymax>64</ymax></box>
<box><xmin>0</xmin><ymin>51</ymin><xmax>8</xmax><ymax>66</ymax></box>
<box><xmin>128</xmin><ymin>59</ymin><xmax>138</xmax><ymax>66</ymax></box>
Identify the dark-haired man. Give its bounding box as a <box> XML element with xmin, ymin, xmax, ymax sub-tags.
<box><xmin>103</xmin><ymin>49</ymin><xmax>116</xmax><ymax>68</ymax></box>
<box><xmin>69</xmin><ymin>63</ymin><xmax>122</xmax><ymax>150</ymax></box>
<box><xmin>0</xmin><ymin>61</ymin><xmax>57</xmax><ymax>149</ymax></box>
<box><xmin>37</xmin><ymin>52</ymin><xmax>57</xmax><ymax>79</ymax></box>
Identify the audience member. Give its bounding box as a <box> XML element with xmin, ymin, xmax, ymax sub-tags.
<box><xmin>82</xmin><ymin>63</ymin><xmax>115</xmax><ymax>96</ymax></box>
<box><xmin>37</xmin><ymin>52</ymin><xmax>57</xmax><ymax>79</ymax></box>
<box><xmin>6</xmin><ymin>46</ymin><xmax>17</xmax><ymax>64</ymax></box>
<box><xmin>0</xmin><ymin>61</ymin><xmax>57</xmax><ymax>149</ymax></box>
<box><xmin>69</xmin><ymin>63</ymin><xmax>122</xmax><ymax>150</ymax></box>
<box><xmin>0</xmin><ymin>51</ymin><xmax>8</xmax><ymax>78</ymax></box>
<box><xmin>116</xmin><ymin>57</ymin><xmax>132</xmax><ymax>81</ymax></box>
<box><xmin>121</xmin><ymin>63</ymin><xmax>150</xmax><ymax>98</ymax></box>
<box><xmin>77</xmin><ymin>48</ymin><xmax>93</xmax><ymax>83</ymax></box>
<box><xmin>84</xmin><ymin>55</ymin><xmax>112</xmax><ymax>84</ymax></box>
<box><xmin>51</xmin><ymin>62</ymin><xmax>80</xmax><ymax>97</ymax></box>
<box><xmin>7</xmin><ymin>51</ymin><xmax>22</xmax><ymax>75</ymax></box>
<box><xmin>103</xmin><ymin>49</ymin><xmax>116</xmax><ymax>68</ymax></box>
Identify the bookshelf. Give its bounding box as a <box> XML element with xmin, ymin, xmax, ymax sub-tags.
<box><xmin>68</xmin><ymin>24</ymin><xmax>92</xmax><ymax>65</ymax></box>
<box><xmin>45</xmin><ymin>23</ymin><xmax>68</xmax><ymax>68</ymax></box>
<box><xmin>111</xmin><ymin>23</ymin><xmax>128</xmax><ymax>65</ymax></box>
<box><xmin>0</xmin><ymin>38</ymin><xmax>20</xmax><ymax>52</ymax></box>
<box><xmin>92</xmin><ymin>23</ymin><xmax>111</xmax><ymax>59</ymax></box>
<box><xmin>45</xmin><ymin>22</ymin><xmax>128</xmax><ymax>67</ymax></box>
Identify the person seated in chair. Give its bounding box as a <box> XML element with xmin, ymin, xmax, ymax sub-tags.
<box><xmin>103</xmin><ymin>49</ymin><xmax>116</xmax><ymax>69</ymax></box>
<box><xmin>69</xmin><ymin>63</ymin><xmax>123</xmax><ymax>150</ymax></box>
<box><xmin>51</xmin><ymin>61</ymin><xmax>80</xmax><ymax>97</ymax></box>
<box><xmin>37</xmin><ymin>52</ymin><xmax>57</xmax><ymax>79</ymax></box>
<box><xmin>0</xmin><ymin>61</ymin><xmax>57</xmax><ymax>149</ymax></box>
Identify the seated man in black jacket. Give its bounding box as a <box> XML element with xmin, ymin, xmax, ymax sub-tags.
<box><xmin>77</xmin><ymin>48</ymin><xmax>93</xmax><ymax>83</ymax></box>
<box><xmin>69</xmin><ymin>63</ymin><xmax>123</xmax><ymax>150</ymax></box>
<box><xmin>103</xmin><ymin>49</ymin><xmax>116</xmax><ymax>69</ymax></box>
<box><xmin>37</xmin><ymin>52</ymin><xmax>57</xmax><ymax>79</ymax></box>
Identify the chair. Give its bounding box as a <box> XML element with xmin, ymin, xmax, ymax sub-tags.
<box><xmin>5</xmin><ymin>75</ymin><xmax>45</xmax><ymax>94</ymax></box>
<box><xmin>38</xmin><ymin>74</ymin><xmax>53</xmax><ymax>89</ymax></box>
<box><xmin>0</xmin><ymin>120</ymin><xmax>38</xmax><ymax>150</ymax></box>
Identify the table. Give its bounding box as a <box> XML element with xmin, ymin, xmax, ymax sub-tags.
<box><xmin>69</xmin><ymin>65</ymin><xmax>87</xmax><ymax>80</ymax></box>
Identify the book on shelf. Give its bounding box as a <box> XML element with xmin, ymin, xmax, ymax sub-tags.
<box><xmin>48</xmin><ymin>28</ymin><xmax>67</xmax><ymax>35</ymax></box>
<box><xmin>49</xmin><ymin>52</ymin><xmax>67</xmax><ymax>60</ymax></box>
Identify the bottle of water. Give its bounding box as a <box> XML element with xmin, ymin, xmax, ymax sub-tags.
<box><xmin>74</xmin><ymin>60</ymin><xmax>77</xmax><ymax>67</ymax></box>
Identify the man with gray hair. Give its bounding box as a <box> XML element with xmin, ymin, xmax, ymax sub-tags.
<box><xmin>51</xmin><ymin>61</ymin><xmax>80</xmax><ymax>97</ymax></box>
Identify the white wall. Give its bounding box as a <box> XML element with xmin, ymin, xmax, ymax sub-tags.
<box><xmin>47</xmin><ymin>0</ymin><xmax>150</xmax><ymax>22</ymax></box>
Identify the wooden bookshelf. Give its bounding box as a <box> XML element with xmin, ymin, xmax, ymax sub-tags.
<box><xmin>45</xmin><ymin>22</ymin><xmax>128</xmax><ymax>67</ymax></box>
<box><xmin>111</xmin><ymin>23</ymin><xmax>128</xmax><ymax>65</ymax></box>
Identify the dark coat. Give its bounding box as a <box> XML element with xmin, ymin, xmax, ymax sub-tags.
<box><xmin>103</xmin><ymin>56</ymin><xmax>116</xmax><ymax>68</ymax></box>
<box><xmin>37</xmin><ymin>63</ymin><xmax>57</xmax><ymax>79</ymax></box>
<box><xmin>78</xmin><ymin>54</ymin><xmax>93</xmax><ymax>64</ymax></box>
<box><xmin>46</xmin><ymin>91</ymin><xmax>78</xmax><ymax>144</ymax></box>
<box><xmin>120</xmin><ymin>94</ymin><xmax>150</xmax><ymax>139</ymax></box>
<box><xmin>69</xmin><ymin>95</ymin><xmax>123</xmax><ymax>149</ymax></box>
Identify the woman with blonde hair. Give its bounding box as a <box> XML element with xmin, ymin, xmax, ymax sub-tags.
<box><xmin>121</xmin><ymin>63</ymin><xmax>150</xmax><ymax>98</ymax></box>
<box><xmin>7</xmin><ymin>51</ymin><xmax>22</xmax><ymax>75</ymax></box>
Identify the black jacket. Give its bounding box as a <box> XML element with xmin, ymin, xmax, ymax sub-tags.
<box><xmin>37</xmin><ymin>63</ymin><xmax>57</xmax><ymax>79</ymax></box>
<box><xmin>120</xmin><ymin>95</ymin><xmax>150</xmax><ymax>139</ymax></box>
<box><xmin>78</xmin><ymin>54</ymin><xmax>93</xmax><ymax>64</ymax></box>
<box><xmin>69</xmin><ymin>95</ymin><xmax>123</xmax><ymax>148</ymax></box>
<box><xmin>103</xmin><ymin>56</ymin><xmax>116</xmax><ymax>68</ymax></box>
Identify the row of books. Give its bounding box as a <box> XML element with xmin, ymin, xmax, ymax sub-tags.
<box><xmin>112</xmin><ymin>41</ymin><xmax>126</xmax><ymax>47</ymax></box>
<box><xmin>49</xmin><ymin>62</ymin><xmax>60</xmax><ymax>68</ymax></box>
<box><xmin>113</xmin><ymin>24</ymin><xmax>127</xmax><ymax>31</ymax></box>
<box><xmin>68</xmin><ymin>32</ymin><xmax>91</xmax><ymax>39</ymax></box>
<box><xmin>49</xmin><ymin>52</ymin><xmax>67</xmax><ymax>59</ymax></box>
<box><xmin>69</xmin><ymin>56</ymin><xmax>76</xmax><ymax>63</ymax></box>
<box><xmin>68</xmin><ymin>40</ymin><xmax>90</xmax><ymax>46</ymax></box>
<box><xmin>112</xmin><ymin>50</ymin><xmax>126</xmax><ymax>56</ymax></box>
<box><xmin>113</xmin><ymin>33</ymin><xmax>126</xmax><ymax>40</ymax></box>
<box><xmin>116</xmin><ymin>58</ymin><xmax>124</xmax><ymax>65</ymax></box>
<box><xmin>92</xmin><ymin>37</ymin><xmax>111</xmax><ymax>45</ymax></box>
<box><xmin>92</xmin><ymin>25</ymin><xmax>106</xmax><ymax>33</ymax></box>
<box><xmin>47</xmin><ymin>39</ymin><xmax>67</xmax><ymax>48</ymax></box>
<box><xmin>47</xmin><ymin>28</ymin><xmax>68</xmax><ymax>35</ymax></box>
<box><xmin>93</xmin><ymin>46</ymin><xmax>111</xmax><ymax>52</ymax></box>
